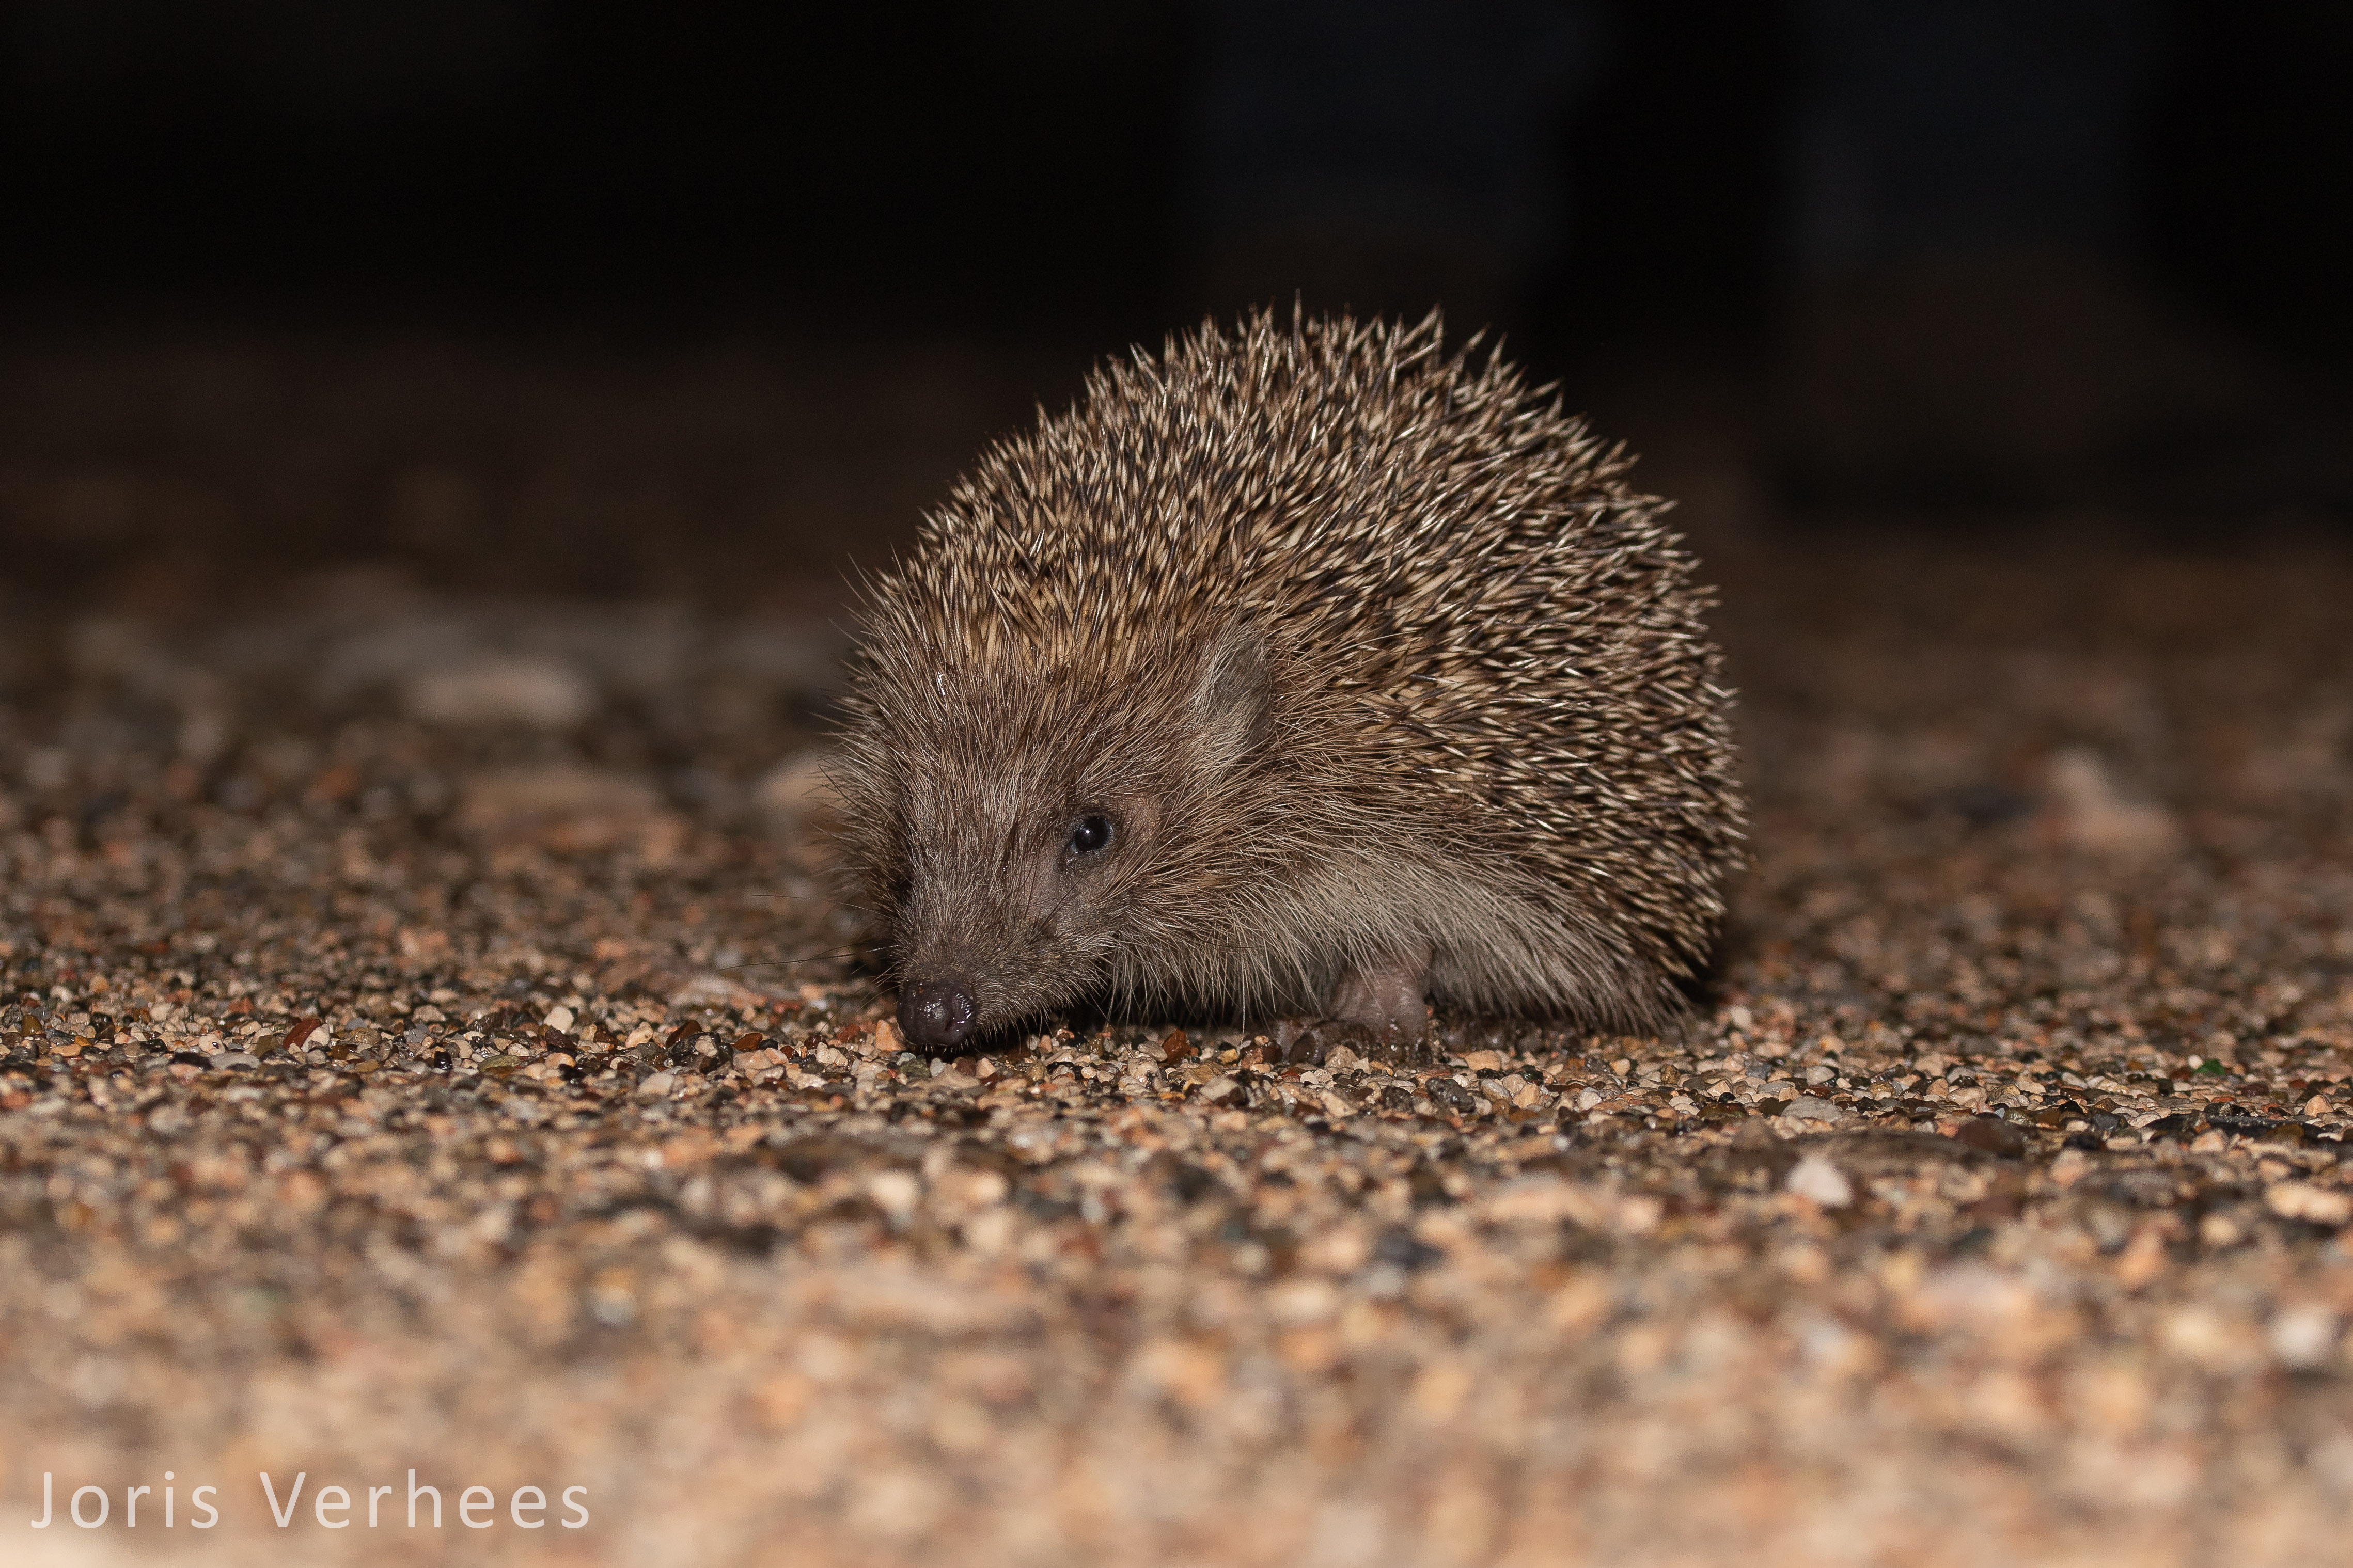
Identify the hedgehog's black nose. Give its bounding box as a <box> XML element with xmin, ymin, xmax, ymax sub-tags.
<box><xmin>900</xmin><ymin>977</ymin><xmax>978</xmax><ymax>1053</ymax></box>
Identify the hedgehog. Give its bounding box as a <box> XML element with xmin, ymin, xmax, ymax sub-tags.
<box><xmin>832</xmin><ymin>309</ymin><xmax>1743</xmax><ymax>1057</ymax></box>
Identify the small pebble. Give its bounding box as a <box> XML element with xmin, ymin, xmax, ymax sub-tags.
<box><xmin>2265</xmin><ymin>1181</ymin><xmax>2353</xmax><ymax>1226</ymax></box>
<box><xmin>1953</xmin><ymin>1115</ymin><xmax>2029</xmax><ymax>1157</ymax></box>
<box><xmin>1785</xmin><ymin>1152</ymin><xmax>1855</xmax><ymax>1208</ymax></box>
<box><xmin>403</xmin><ymin>654</ymin><xmax>597</xmax><ymax>727</ymax></box>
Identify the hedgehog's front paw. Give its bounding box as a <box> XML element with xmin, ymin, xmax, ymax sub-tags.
<box><xmin>1268</xmin><ymin>1017</ymin><xmax>1325</xmax><ymax>1065</ymax></box>
<box><xmin>1269</xmin><ymin>1015</ymin><xmax>1427</xmax><ymax>1066</ymax></box>
<box><xmin>1327</xmin><ymin>947</ymin><xmax>1432</xmax><ymax>1058</ymax></box>
<box><xmin>1261</xmin><ymin>1018</ymin><xmax>1370</xmax><ymax>1064</ymax></box>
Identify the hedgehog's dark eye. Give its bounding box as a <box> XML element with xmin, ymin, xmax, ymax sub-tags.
<box><xmin>1067</xmin><ymin>814</ymin><xmax>1115</xmax><ymax>856</ymax></box>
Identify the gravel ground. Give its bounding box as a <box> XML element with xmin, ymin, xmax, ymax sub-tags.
<box><xmin>5</xmin><ymin>362</ymin><xmax>2353</xmax><ymax>1564</ymax></box>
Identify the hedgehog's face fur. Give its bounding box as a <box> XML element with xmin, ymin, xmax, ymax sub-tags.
<box><xmin>847</xmin><ymin>622</ymin><xmax>1275</xmax><ymax>1054</ymax></box>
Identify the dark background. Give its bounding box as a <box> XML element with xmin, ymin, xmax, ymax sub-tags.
<box><xmin>3</xmin><ymin>0</ymin><xmax>2349</xmax><ymax>601</ymax></box>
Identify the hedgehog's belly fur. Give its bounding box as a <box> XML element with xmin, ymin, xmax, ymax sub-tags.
<box><xmin>1104</xmin><ymin>851</ymin><xmax>1664</xmax><ymax>1037</ymax></box>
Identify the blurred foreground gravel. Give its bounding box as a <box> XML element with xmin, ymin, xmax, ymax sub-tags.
<box><xmin>5</xmin><ymin>403</ymin><xmax>2353</xmax><ymax>1564</ymax></box>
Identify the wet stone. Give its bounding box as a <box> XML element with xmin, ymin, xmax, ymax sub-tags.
<box><xmin>1425</xmin><ymin>1076</ymin><xmax>1478</xmax><ymax>1115</ymax></box>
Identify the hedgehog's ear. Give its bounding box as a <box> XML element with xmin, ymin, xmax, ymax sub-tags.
<box><xmin>1196</xmin><ymin>620</ymin><xmax>1272</xmax><ymax>766</ymax></box>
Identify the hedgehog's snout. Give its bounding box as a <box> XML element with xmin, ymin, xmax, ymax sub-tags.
<box><xmin>899</xmin><ymin>974</ymin><xmax>979</xmax><ymax>1054</ymax></box>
